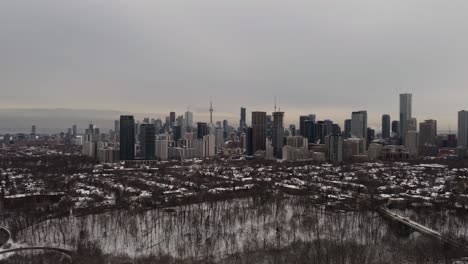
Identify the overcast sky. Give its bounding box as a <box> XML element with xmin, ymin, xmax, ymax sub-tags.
<box><xmin>2</xmin><ymin>0</ymin><xmax>468</xmax><ymax>129</ymax></box>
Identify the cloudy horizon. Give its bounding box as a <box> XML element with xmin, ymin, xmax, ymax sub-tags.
<box><xmin>2</xmin><ymin>0</ymin><xmax>468</xmax><ymax>131</ymax></box>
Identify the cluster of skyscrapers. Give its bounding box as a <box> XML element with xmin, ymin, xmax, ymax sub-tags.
<box><xmin>70</xmin><ymin>93</ymin><xmax>468</xmax><ymax>163</ymax></box>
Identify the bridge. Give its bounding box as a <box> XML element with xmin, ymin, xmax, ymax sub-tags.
<box><xmin>379</xmin><ymin>208</ymin><xmax>468</xmax><ymax>252</ymax></box>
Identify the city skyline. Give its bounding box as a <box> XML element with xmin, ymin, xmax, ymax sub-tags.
<box><xmin>2</xmin><ymin>1</ymin><xmax>468</xmax><ymax>262</ymax></box>
<box><xmin>0</xmin><ymin>95</ymin><xmax>463</xmax><ymax>135</ymax></box>
<box><xmin>2</xmin><ymin>0</ymin><xmax>468</xmax><ymax>130</ymax></box>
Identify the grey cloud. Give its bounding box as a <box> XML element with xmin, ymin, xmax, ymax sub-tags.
<box><xmin>1</xmin><ymin>0</ymin><xmax>468</xmax><ymax>129</ymax></box>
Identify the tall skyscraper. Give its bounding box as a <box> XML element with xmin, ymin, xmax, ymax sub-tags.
<box><xmin>197</xmin><ymin>122</ymin><xmax>209</xmax><ymax>139</ymax></box>
<box><xmin>323</xmin><ymin>120</ymin><xmax>334</xmax><ymax>139</ymax></box>
<box><xmin>351</xmin><ymin>111</ymin><xmax>368</xmax><ymax>139</ymax></box>
<box><xmin>173</xmin><ymin>125</ymin><xmax>182</xmax><ymax>146</ymax></box>
<box><xmin>458</xmin><ymin>110</ymin><xmax>468</xmax><ymax>148</ymax></box>
<box><xmin>392</xmin><ymin>120</ymin><xmax>400</xmax><ymax>136</ymax></box>
<box><xmin>266</xmin><ymin>115</ymin><xmax>273</xmax><ymax>139</ymax></box>
<box><xmin>120</xmin><ymin>115</ymin><xmax>135</xmax><ymax>160</ymax></box>
<box><xmin>344</xmin><ymin>119</ymin><xmax>352</xmax><ymax>139</ymax></box>
<box><xmin>240</xmin><ymin>107</ymin><xmax>246</xmax><ymax>131</ymax></box>
<box><xmin>419</xmin><ymin>120</ymin><xmax>437</xmax><ymax>147</ymax></box>
<box><xmin>154</xmin><ymin>119</ymin><xmax>163</xmax><ymax>133</ymax></box>
<box><xmin>252</xmin><ymin>111</ymin><xmax>267</xmax><ymax>153</ymax></box>
<box><xmin>367</xmin><ymin>128</ymin><xmax>375</xmax><ymax>142</ymax></box>
<box><xmin>31</xmin><ymin>125</ymin><xmax>36</xmax><ymax>136</ymax></box>
<box><xmin>400</xmin><ymin>93</ymin><xmax>412</xmax><ymax>145</ymax></box>
<box><xmin>185</xmin><ymin>111</ymin><xmax>193</xmax><ymax>128</ymax></box>
<box><xmin>332</xmin><ymin>124</ymin><xmax>341</xmax><ymax>135</ymax></box>
<box><xmin>382</xmin><ymin>115</ymin><xmax>391</xmax><ymax>139</ymax></box>
<box><xmin>299</xmin><ymin>115</ymin><xmax>316</xmax><ymax>137</ymax></box>
<box><xmin>176</xmin><ymin>116</ymin><xmax>186</xmax><ymax>136</ymax></box>
<box><xmin>272</xmin><ymin>111</ymin><xmax>284</xmax><ymax>158</ymax></box>
<box><xmin>222</xmin><ymin>120</ymin><xmax>229</xmax><ymax>138</ymax></box>
<box><xmin>170</xmin><ymin>112</ymin><xmax>176</xmax><ymax>126</ymax></box>
<box><xmin>246</xmin><ymin>127</ymin><xmax>254</xmax><ymax>156</ymax></box>
<box><xmin>317</xmin><ymin>121</ymin><xmax>325</xmax><ymax>143</ymax></box>
<box><xmin>304</xmin><ymin>120</ymin><xmax>316</xmax><ymax>143</ymax></box>
<box><xmin>72</xmin><ymin>124</ymin><xmax>77</xmax><ymax>138</ymax></box>
<box><xmin>215</xmin><ymin>127</ymin><xmax>224</xmax><ymax>147</ymax></box>
<box><xmin>140</xmin><ymin>124</ymin><xmax>156</xmax><ymax>160</ymax></box>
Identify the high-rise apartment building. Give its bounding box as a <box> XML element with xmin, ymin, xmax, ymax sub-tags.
<box><xmin>140</xmin><ymin>124</ymin><xmax>156</xmax><ymax>160</ymax></box>
<box><xmin>344</xmin><ymin>119</ymin><xmax>352</xmax><ymax>138</ymax></box>
<box><xmin>240</xmin><ymin>107</ymin><xmax>247</xmax><ymax>131</ymax></box>
<box><xmin>299</xmin><ymin>115</ymin><xmax>316</xmax><ymax>137</ymax></box>
<box><xmin>458</xmin><ymin>110</ymin><xmax>468</xmax><ymax>148</ymax></box>
<box><xmin>169</xmin><ymin>112</ymin><xmax>176</xmax><ymax>126</ymax></box>
<box><xmin>382</xmin><ymin>115</ymin><xmax>391</xmax><ymax>139</ymax></box>
<box><xmin>326</xmin><ymin>134</ymin><xmax>343</xmax><ymax>162</ymax></box>
<box><xmin>304</xmin><ymin>120</ymin><xmax>316</xmax><ymax>143</ymax></box>
<box><xmin>400</xmin><ymin>93</ymin><xmax>412</xmax><ymax>145</ymax></box>
<box><xmin>185</xmin><ymin>111</ymin><xmax>193</xmax><ymax>128</ymax></box>
<box><xmin>272</xmin><ymin>111</ymin><xmax>284</xmax><ymax>158</ymax></box>
<box><xmin>246</xmin><ymin>127</ymin><xmax>254</xmax><ymax>156</ymax></box>
<box><xmin>72</xmin><ymin>124</ymin><xmax>77</xmax><ymax>138</ymax></box>
<box><xmin>252</xmin><ymin>111</ymin><xmax>267</xmax><ymax>153</ymax></box>
<box><xmin>120</xmin><ymin>115</ymin><xmax>135</xmax><ymax>160</ymax></box>
<box><xmin>367</xmin><ymin>128</ymin><xmax>375</xmax><ymax>142</ymax></box>
<box><xmin>351</xmin><ymin>111</ymin><xmax>368</xmax><ymax>139</ymax></box>
<box><xmin>392</xmin><ymin>121</ymin><xmax>400</xmax><ymax>136</ymax></box>
<box><xmin>197</xmin><ymin>122</ymin><xmax>209</xmax><ymax>139</ymax></box>
<box><xmin>419</xmin><ymin>120</ymin><xmax>437</xmax><ymax>147</ymax></box>
<box><xmin>215</xmin><ymin>127</ymin><xmax>224</xmax><ymax>147</ymax></box>
<box><xmin>173</xmin><ymin>125</ymin><xmax>182</xmax><ymax>146</ymax></box>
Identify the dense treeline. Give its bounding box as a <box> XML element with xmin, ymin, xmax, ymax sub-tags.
<box><xmin>3</xmin><ymin>195</ymin><xmax>466</xmax><ymax>263</ymax></box>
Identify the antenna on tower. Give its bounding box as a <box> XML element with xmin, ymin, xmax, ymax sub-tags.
<box><xmin>274</xmin><ymin>96</ymin><xmax>277</xmax><ymax>113</ymax></box>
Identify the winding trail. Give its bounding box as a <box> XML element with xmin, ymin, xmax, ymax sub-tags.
<box><xmin>0</xmin><ymin>247</ymin><xmax>73</xmax><ymax>263</ymax></box>
<box><xmin>0</xmin><ymin>226</ymin><xmax>74</xmax><ymax>263</ymax></box>
<box><xmin>0</xmin><ymin>227</ymin><xmax>10</xmax><ymax>248</ymax></box>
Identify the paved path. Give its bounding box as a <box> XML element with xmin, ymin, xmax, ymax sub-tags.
<box><xmin>0</xmin><ymin>246</ymin><xmax>73</xmax><ymax>263</ymax></box>
<box><xmin>0</xmin><ymin>226</ymin><xmax>73</xmax><ymax>262</ymax></box>
<box><xmin>0</xmin><ymin>227</ymin><xmax>10</xmax><ymax>248</ymax></box>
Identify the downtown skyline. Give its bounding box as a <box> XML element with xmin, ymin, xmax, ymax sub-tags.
<box><xmin>2</xmin><ymin>0</ymin><xmax>468</xmax><ymax>131</ymax></box>
<box><xmin>0</xmin><ymin>94</ymin><xmax>462</xmax><ymax>134</ymax></box>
